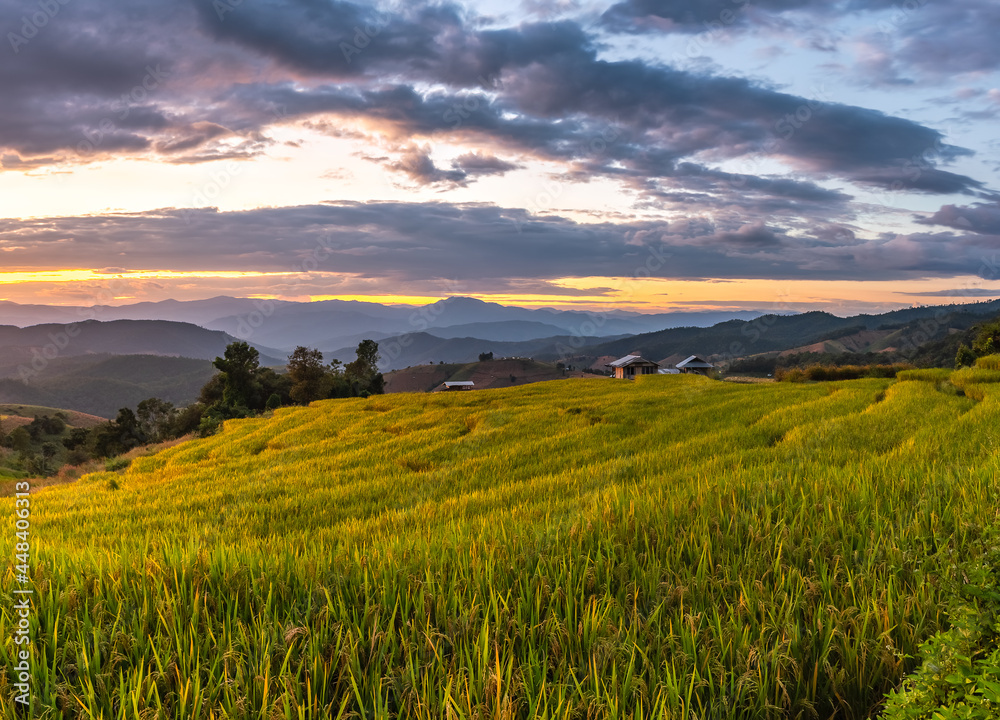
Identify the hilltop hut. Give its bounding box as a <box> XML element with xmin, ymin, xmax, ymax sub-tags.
<box><xmin>436</xmin><ymin>380</ymin><xmax>475</xmax><ymax>392</ymax></box>
<box><xmin>675</xmin><ymin>355</ymin><xmax>715</xmax><ymax>375</ymax></box>
<box><xmin>607</xmin><ymin>355</ymin><xmax>660</xmax><ymax>379</ymax></box>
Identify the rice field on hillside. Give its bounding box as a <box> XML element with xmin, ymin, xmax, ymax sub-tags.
<box><xmin>1</xmin><ymin>371</ymin><xmax>999</xmax><ymax>718</ymax></box>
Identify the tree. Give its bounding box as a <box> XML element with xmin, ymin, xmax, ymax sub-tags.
<box><xmin>287</xmin><ymin>346</ymin><xmax>328</xmax><ymax>404</ymax></box>
<box><xmin>91</xmin><ymin>408</ymin><xmax>146</xmax><ymax>458</ymax></box>
<box><xmin>9</xmin><ymin>427</ymin><xmax>31</xmax><ymax>453</ymax></box>
<box><xmin>345</xmin><ymin>339</ymin><xmax>384</xmax><ymax>396</ymax></box>
<box><xmin>137</xmin><ymin>398</ymin><xmax>176</xmax><ymax>443</ymax></box>
<box><xmin>213</xmin><ymin>341</ymin><xmax>261</xmax><ymax>410</ymax></box>
<box><xmin>198</xmin><ymin>373</ymin><xmax>225</xmax><ymax>406</ymax></box>
<box><xmin>170</xmin><ymin>404</ymin><xmax>207</xmax><ymax>437</ymax></box>
<box><xmin>479</xmin><ymin>351</ymin><xmax>493</xmax><ymax>362</ymax></box>
<box><xmin>956</xmin><ymin>344</ymin><xmax>976</xmax><ymax>369</ymax></box>
<box><xmin>257</xmin><ymin>367</ymin><xmax>291</xmax><ymax>410</ymax></box>
<box><xmin>972</xmin><ymin>319</ymin><xmax>1000</xmax><ymax>357</ymax></box>
<box><xmin>326</xmin><ymin>359</ymin><xmax>353</xmax><ymax>399</ymax></box>
<box><xmin>63</xmin><ymin>427</ymin><xmax>91</xmax><ymax>451</ymax></box>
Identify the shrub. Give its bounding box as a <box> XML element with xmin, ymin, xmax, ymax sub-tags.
<box><xmin>881</xmin><ymin>530</ymin><xmax>1000</xmax><ymax>719</ymax></box>
<box><xmin>105</xmin><ymin>456</ymin><xmax>131</xmax><ymax>472</ymax></box>
<box><xmin>956</xmin><ymin>344</ymin><xmax>977</xmax><ymax>369</ymax></box>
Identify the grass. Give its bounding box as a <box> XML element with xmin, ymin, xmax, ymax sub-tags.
<box><xmin>1</xmin><ymin>374</ymin><xmax>999</xmax><ymax>718</ymax></box>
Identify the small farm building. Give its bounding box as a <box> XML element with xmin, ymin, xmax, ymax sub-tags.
<box><xmin>675</xmin><ymin>355</ymin><xmax>714</xmax><ymax>375</ymax></box>
<box><xmin>607</xmin><ymin>355</ymin><xmax>660</xmax><ymax>379</ymax></box>
<box><xmin>438</xmin><ymin>381</ymin><xmax>475</xmax><ymax>391</ymax></box>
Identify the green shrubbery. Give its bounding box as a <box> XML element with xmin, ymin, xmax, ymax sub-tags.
<box><xmin>882</xmin><ymin>529</ymin><xmax>1000</xmax><ymax>719</ymax></box>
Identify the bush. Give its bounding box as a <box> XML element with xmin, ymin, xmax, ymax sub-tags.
<box><xmin>105</xmin><ymin>456</ymin><xmax>131</xmax><ymax>472</ymax></box>
<box><xmin>956</xmin><ymin>344</ymin><xmax>977</xmax><ymax>369</ymax></box>
<box><xmin>880</xmin><ymin>530</ymin><xmax>1000</xmax><ymax>719</ymax></box>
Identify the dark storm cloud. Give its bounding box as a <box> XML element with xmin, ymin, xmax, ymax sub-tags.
<box><xmin>0</xmin><ymin>203</ymin><xmax>996</xmax><ymax>283</ymax></box>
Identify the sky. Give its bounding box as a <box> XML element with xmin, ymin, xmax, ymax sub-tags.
<box><xmin>1</xmin><ymin>0</ymin><xmax>999</xmax><ymax>315</ymax></box>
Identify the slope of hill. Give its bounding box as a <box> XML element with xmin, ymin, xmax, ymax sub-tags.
<box><xmin>329</xmin><ymin>331</ymin><xmax>620</xmax><ymax>370</ymax></box>
<box><xmin>0</xmin><ymin>355</ymin><xmax>216</xmax><ymax>417</ymax></box>
<box><xmin>584</xmin><ymin>303</ymin><xmax>1000</xmax><ymax>367</ymax></box>
<box><xmin>5</xmin><ymin>374</ymin><xmax>999</xmax><ymax>716</ymax></box>
<box><xmin>0</xmin><ymin>403</ymin><xmax>107</xmax><ymax>427</ymax></box>
<box><xmin>384</xmin><ymin>357</ymin><xmax>583</xmax><ymax>392</ymax></box>
<box><xmin>0</xmin><ymin>319</ymin><xmax>284</xmax><ymax>367</ymax></box>
<box><xmin>421</xmin><ymin>319</ymin><xmax>572</xmax><ymax>341</ymax></box>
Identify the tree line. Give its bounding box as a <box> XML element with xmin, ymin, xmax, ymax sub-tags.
<box><xmin>0</xmin><ymin>340</ymin><xmax>384</xmax><ymax>475</ymax></box>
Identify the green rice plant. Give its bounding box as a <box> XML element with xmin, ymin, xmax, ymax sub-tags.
<box><xmin>974</xmin><ymin>353</ymin><xmax>1000</xmax><ymax>370</ymax></box>
<box><xmin>951</xmin><ymin>367</ymin><xmax>1000</xmax><ymax>386</ymax></box>
<box><xmin>897</xmin><ymin>368</ymin><xmax>953</xmax><ymax>383</ymax></box>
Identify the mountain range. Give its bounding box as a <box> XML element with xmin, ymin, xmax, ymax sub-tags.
<box><xmin>0</xmin><ymin>297</ymin><xmax>774</xmax><ymax>351</ymax></box>
<box><xmin>1</xmin><ymin>296</ymin><xmax>998</xmax><ymax>416</ymax></box>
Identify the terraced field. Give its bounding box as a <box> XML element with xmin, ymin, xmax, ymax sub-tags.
<box><xmin>1</xmin><ymin>370</ymin><xmax>999</xmax><ymax>718</ymax></box>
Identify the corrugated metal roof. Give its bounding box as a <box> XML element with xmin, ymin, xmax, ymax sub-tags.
<box><xmin>607</xmin><ymin>355</ymin><xmax>659</xmax><ymax>368</ymax></box>
<box><xmin>444</xmin><ymin>381</ymin><xmax>475</xmax><ymax>386</ymax></box>
<box><xmin>676</xmin><ymin>355</ymin><xmax>714</xmax><ymax>368</ymax></box>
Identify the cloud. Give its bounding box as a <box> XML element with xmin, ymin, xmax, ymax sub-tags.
<box><xmin>0</xmin><ymin>202</ymin><xmax>996</xmax><ymax>284</ymax></box>
<box><xmin>453</xmin><ymin>152</ymin><xmax>520</xmax><ymax>176</ymax></box>
<box><xmin>901</xmin><ymin>288</ymin><xmax>1000</xmax><ymax>297</ymax></box>
<box><xmin>919</xmin><ymin>201</ymin><xmax>1000</xmax><ymax>235</ymax></box>
<box><xmin>383</xmin><ymin>146</ymin><xmax>468</xmax><ymax>186</ymax></box>
<box><xmin>0</xmin><ymin>0</ymin><xmax>984</xmax><ymax>210</ymax></box>
<box><xmin>599</xmin><ymin>0</ymin><xmax>897</xmax><ymax>34</ymax></box>
<box><xmin>711</xmin><ymin>221</ymin><xmax>785</xmax><ymax>247</ymax></box>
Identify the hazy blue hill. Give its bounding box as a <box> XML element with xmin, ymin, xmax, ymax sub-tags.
<box><xmin>586</xmin><ymin>303</ymin><xmax>1000</xmax><ymax>363</ymax></box>
<box><xmin>0</xmin><ymin>354</ymin><xmax>216</xmax><ymax>418</ymax></box>
<box><xmin>328</xmin><ymin>332</ymin><xmax>620</xmax><ymax>370</ymax></box>
<box><xmin>0</xmin><ymin>297</ymin><xmax>780</xmax><ymax>349</ymax></box>
<box><xmin>207</xmin><ymin>308</ymin><xmax>407</xmax><ymax>352</ymax></box>
<box><xmin>423</xmin><ymin>320</ymin><xmax>573</xmax><ymax>341</ymax></box>
<box><xmin>0</xmin><ymin>319</ymin><xmax>284</xmax><ymax>366</ymax></box>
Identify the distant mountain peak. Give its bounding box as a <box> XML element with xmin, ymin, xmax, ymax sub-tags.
<box><xmin>435</xmin><ymin>296</ymin><xmax>492</xmax><ymax>307</ymax></box>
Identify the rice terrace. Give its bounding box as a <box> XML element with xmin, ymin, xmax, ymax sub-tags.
<box><xmin>3</xmin><ymin>364</ymin><xmax>999</xmax><ymax>718</ymax></box>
